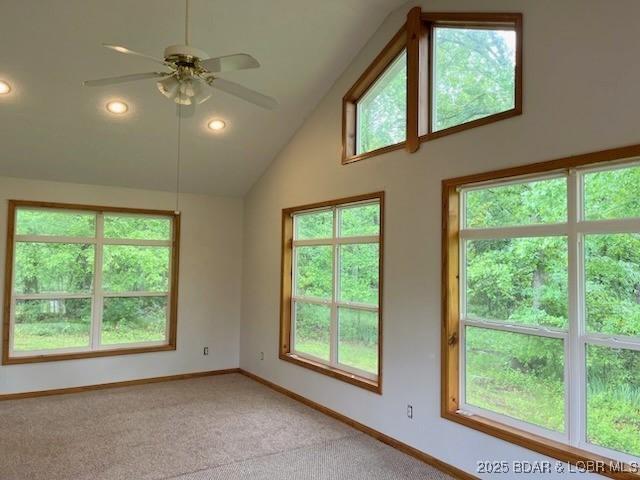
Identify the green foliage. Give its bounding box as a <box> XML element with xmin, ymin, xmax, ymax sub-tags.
<box><xmin>464</xmin><ymin>167</ymin><xmax>640</xmax><ymax>456</ymax></box>
<box><xmin>433</xmin><ymin>27</ymin><xmax>515</xmax><ymax>131</ymax></box>
<box><xmin>12</xmin><ymin>211</ymin><xmax>170</xmax><ymax>352</ymax></box>
<box><xmin>357</xmin><ymin>52</ymin><xmax>406</xmax><ymax>154</ymax></box>
<box><xmin>104</xmin><ymin>215</ymin><xmax>170</xmax><ymax>240</ymax></box>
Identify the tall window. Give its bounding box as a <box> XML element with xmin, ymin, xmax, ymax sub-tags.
<box><xmin>3</xmin><ymin>201</ymin><xmax>180</xmax><ymax>364</ymax></box>
<box><xmin>443</xmin><ymin>148</ymin><xmax>640</xmax><ymax>473</ymax></box>
<box><xmin>280</xmin><ymin>193</ymin><xmax>383</xmax><ymax>392</ymax></box>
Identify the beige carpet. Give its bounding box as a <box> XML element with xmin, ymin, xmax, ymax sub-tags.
<box><xmin>1</xmin><ymin>373</ymin><xmax>454</xmax><ymax>480</ymax></box>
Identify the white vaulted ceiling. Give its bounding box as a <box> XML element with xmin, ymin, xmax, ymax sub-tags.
<box><xmin>0</xmin><ymin>0</ymin><xmax>406</xmax><ymax>196</ymax></box>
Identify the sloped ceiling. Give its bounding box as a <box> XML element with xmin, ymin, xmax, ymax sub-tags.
<box><xmin>0</xmin><ymin>0</ymin><xmax>406</xmax><ymax>196</ymax></box>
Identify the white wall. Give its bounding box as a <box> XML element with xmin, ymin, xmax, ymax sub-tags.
<box><xmin>0</xmin><ymin>176</ymin><xmax>243</xmax><ymax>395</ymax></box>
<box><xmin>239</xmin><ymin>0</ymin><xmax>640</xmax><ymax>478</ymax></box>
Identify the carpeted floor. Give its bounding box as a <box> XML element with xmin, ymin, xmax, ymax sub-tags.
<box><xmin>1</xmin><ymin>373</ymin><xmax>453</xmax><ymax>480</ymax></box>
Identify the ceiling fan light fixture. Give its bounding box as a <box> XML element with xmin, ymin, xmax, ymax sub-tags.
<box><xmin>0</xmin><ymin>80</ymin><xmax>11</xmax><ymax>95</ymax></box>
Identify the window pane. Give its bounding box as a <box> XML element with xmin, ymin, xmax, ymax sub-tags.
<box><xmin>465</xmin><ymin>326</ymin><xmax>565</xmax><ymax>432</ymax></box>
<box><xmin>102</xmin><ymin>245</ymin><xmax>170</xmax><ymax>293</ymax></box>
<box><xmin>13</xmin><ymin>298</ymin><xmax>91</xmax><ymax>352</ymax></box>
<box><xmin>294</xmin><ymin>210</ymin><xmax>333</xmax><ymax>240</ymax></box>
<box><xmin>356</xmin><ymin>50</ymin><xmax>406</xmax><ymax>154</ymax></box>
<box><xmin>294</xmin><ymin>246</ymin><xmax>333</xmax><ymax>299</ymax></box>
<box><xmin>101</xmin><ymin>296</ymin><xmax>167</xmax><ymax>345</ymax></box>
<box><xmin>587</xmin><ymin>345</ymin><xmax>640</xmax><ymax>457</ymax></box>
<box><xmin>14</xmin><ymin>243</ymin><xmax>94</xmax><ymax>294</ymax></box>
<box><xmin>294</xmin><ymin>302</ymin><xmax>330</xmax><ymax>361</ymax></box>
<box><xmin>585</xmin><ymin>233</ymin><xmax>640</xmax><ymax>336</ymax></box>
<box><xmin>433</xmin><ymin>27</ymin><xmax>516</xmax><ymax>132</ymax></box>
<box><xmin>104</xmin><ymin>215</ymin><xmax>171</xmax><ymax>240</ymax></box>
<box><xmin>466</xmin><ymin>237</ymin><xmax>568</xmax><ymax>329</ymax></box>
<box><xmin>584</xmin><ymin>165</ymin><xmax>640</xmax><ymax>221</ymax></box>
<box><xmin>16</xmin><ymin>209</ymin><xmax>95</xmax><ymax>237</ymax></box>
<box><xmin>465</xmin><ymin>177</ymin><xmax>567</xmax><ymax>228</ymax></box>
<box><xmin>338</xmin><ymin>308</ymin><xmax>378</xmax><ymax>374</ymax></box>
<box><xmin>339</xmin><ymin>203</ymin><xmax>380</xmax><ymax>237</ymax></box>
<box><xmin>339</xmin><ymin>243</ymin><xmax>379</xmax><ymax>305</ymax></box>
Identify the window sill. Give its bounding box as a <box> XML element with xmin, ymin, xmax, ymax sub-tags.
<box><xmin>2</xmin><ymin>343</ymin><xmax>176</xmax><ymax>365</ymax></box>
<box><xmin>442</xmin><ymin>409</ymin><xmax>640</xmax><ymax>479</ymax></box>
<box><xmin>342</xmin><ymin>141</ymin><xmax>406</xmax><ymax>165</ymax></box>
<box><xmin>279</xmin><ymin>352</ymin><xmax>381</xmax><ymax>394</ymax></box>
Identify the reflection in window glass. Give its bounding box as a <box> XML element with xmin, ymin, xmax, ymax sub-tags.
<box><xmin>433</xmin><ymin>27</ymin><xmax>516</xmax><ymax>132</ymax></box>
<box><xmin>356</xmin><ymin>51</ymin><xmax>407</xmax><ymax>154</ymax></box>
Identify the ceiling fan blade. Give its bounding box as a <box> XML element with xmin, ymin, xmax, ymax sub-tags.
<box><xmin>83</xmin><ymin>72</ymin><xmax>167</xmax><ymax>87</ymax></box>
<box><xmin>103</xmin><ymin>43</ymin><xmax>167</xmax><ymax>65</ymax></box>
<box><xmin>211</xmin><ymin>78</ymin><xmax>277</xmax><ymax>110</ymax></box>
<box><xmin>200</xmin><ymin>54</ymin><xmax>260</xmax><ymax>73</ymax></box>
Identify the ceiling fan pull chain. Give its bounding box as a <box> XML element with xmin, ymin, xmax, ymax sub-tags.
<box><xmin>185</xmin><ymin>0</ymin><xmax>191</xmax><ymax>46</ymax></box>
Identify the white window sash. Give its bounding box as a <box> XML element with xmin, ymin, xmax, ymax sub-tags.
<box><xmin>290</xmin><ymin>201</ymin><xmax>380</xmax><ymax>381</ymax></box>
<box><xmin>9</xmin><ymin>209</ymin><xmax>173</xmax><ymax>357</ymax></box>
<box><xmin>457</xmin><ymin>162</ymin><xmax>640</xmax><ymax>463</ymax></box>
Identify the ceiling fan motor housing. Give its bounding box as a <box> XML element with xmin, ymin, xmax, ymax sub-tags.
<box><xmin>164</xmin><ymin>45</ymin><xmax>209</xmax><ymax>65</ymax></box>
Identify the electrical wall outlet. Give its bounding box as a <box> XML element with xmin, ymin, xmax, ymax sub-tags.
<box><xmin>407</xmin><ymin>404</ymin><xmax>413</xmax><ymax>419</ymax></box>
<box><xmin>260</xmin><ymin>351</ymin><xmax>264</xmax><ymax>360</ymax></box>
<box><xmin>203</xmin><ymin>347</ymin><xmax>209</xmax><ymax>356</ymax></box>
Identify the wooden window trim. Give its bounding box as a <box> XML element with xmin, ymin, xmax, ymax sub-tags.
<box><xmin>280</xmin><ymin>192</ymin><xmax>384</xmax><ymax>394</ymax></box>
<box><xmin>442</xmin><ymin>143</ymin><xmax>640</xmax><ymax>480</ymax></box>
<box><xmin>420</xmin><ymin>12</ymin><xmax>523</xmax><ymax>142</ymax></box>
<box><xmin>2</xmin><ymin>200</ymin><xmax>181</xmax><ymax>365</ymax></box>
<box><xmin>342</xmin><ymin>26</ymin><xmax>407</xmax><ymax>165</ymax></box>
<box><xmin>342</xmin><ymin>9</ymin><xmax>523</xmax><ymax>164</ymax></box>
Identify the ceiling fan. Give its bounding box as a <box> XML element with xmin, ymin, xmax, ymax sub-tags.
<box><xmin>83</xmin><ymin>0</ymin><xmax>277</xmax><ymax>110</ymax></box>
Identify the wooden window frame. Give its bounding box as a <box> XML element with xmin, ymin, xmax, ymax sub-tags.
<box><xmin>2</xmin><ymin>200</ymin><xmax>181</xmax><ymax>365</ymax></box>
<box><xmin>442</xmin><ymin>144</ymin><xmax>640</xmax><ymax>480</ymax></box>
<box><xmin>342</xmin><ymin>8</ymin><xmax>523</xmax><ymax>164</ymax></box>
<box><xmin>279</xmin><ymin>192</ymin><xmax>384</xmax><ymax>394</ymax></box>
<box><xmin>342</xmin><ymin>26</ymin><xmax>407</xmax><ymax>164</ymax></box>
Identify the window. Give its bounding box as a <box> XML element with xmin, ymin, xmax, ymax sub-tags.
<box><xmin>280</xmin><ymin>193</ymin><xmax>383</xmax><ymax>392</ymax></box>
<box><xmin>3</xmin><ymin>201</ymin><xmax>180</xmax><ymax>364</ymax></box>
<box><xmin>356</xmin><ymin>51</ymin><xmax>407</xmax><ymax>155</ymax></box>
<box><xmin>442</xmin><ymin>144</ymin><xmax>640</xmax><ymax>477</ymax></box>
<box><xmin>431</xmin><ymin>23</ymin><xmax>518</xmax><ymax>133</ymax></box>
<box><xmin>342</xmin><ymin>27</ymin><xmax>407</xmax><ymax>163</ymax></box>
<box><xmin>341</xmin><ymin>8</ymin><xmax>522</xmax><ymax>164</ymax></box>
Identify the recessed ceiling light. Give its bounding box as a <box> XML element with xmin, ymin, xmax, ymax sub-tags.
<box><xmin>106</xmin><ymin>101</ymin><xmax>128</xmax><ymax>114</ymax></box>
<box><xmin>207</xmin><ymin>119</ymin><xmax>226</xmax><ymax>131</ymax></box>
<box><xmin>0</xmin><ymin>80</ymin><xmax>11</xmax><ymax>95</ymax></box>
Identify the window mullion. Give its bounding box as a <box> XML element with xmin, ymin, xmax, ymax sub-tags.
<box><xmin>567</xmin><ymin>169</ymin><xmax>584</xmax><ymax>448</ymax></box>
<box><xmin>330</xmin><ymin>207</ymin><xmax>339</xmax><ymax>367</ymax></box>
<box><xmin>91</xmin><ymin>213</ymin><xmax>105</xmax><ymax>350</ymax></box>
